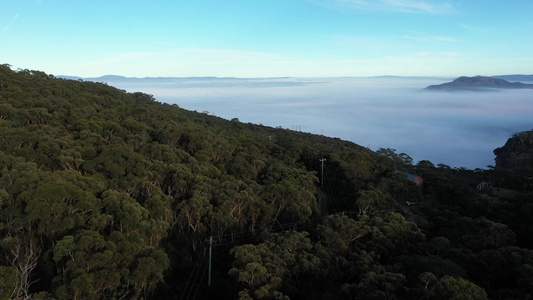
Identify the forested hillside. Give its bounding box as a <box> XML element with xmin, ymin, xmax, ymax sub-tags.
<box><xmin>0</xmin><ymin>65</ymin><xmax>532</xmax><ymax>299</ymax></box>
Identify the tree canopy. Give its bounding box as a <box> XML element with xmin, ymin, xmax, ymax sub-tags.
<box><xmin>0</xmin><ymin>65</ymin><xmax>532</xmax><ymax>299</ymax></box>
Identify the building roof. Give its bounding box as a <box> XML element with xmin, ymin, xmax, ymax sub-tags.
<box><xmin>394</xmin><ymin>170</ymin><xmax>423</xmax><ymax>182</ymax></box>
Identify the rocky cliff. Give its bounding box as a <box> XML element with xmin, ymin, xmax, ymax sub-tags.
<box><xmin>494</xmin><ymin>130</ymin><xmax>533</xmax><ymax>170</ymax></box>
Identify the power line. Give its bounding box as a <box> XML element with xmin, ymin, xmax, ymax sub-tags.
<box><xmin>191</xmin><ymin>263</ymin><xmax>208</xmax><ymax>300</ymax></box>
<box><xmin>319</xmin><ymin>158</ymin><xmax>326</xmax><ymax>188</ymax></box>
<box><xmin>181</xmin><ymin>248</ymin><xmax>207</xmax><ymax>300</ymax></box>
<box><xmin>208</xmin><ymin>236</ymin><xmax>213</xmax><ymax>287</ymax></box>
<box><xmin>322</xmin><ymin>164</ymin><xmax>344</xmax><ymax>213</ymax></box>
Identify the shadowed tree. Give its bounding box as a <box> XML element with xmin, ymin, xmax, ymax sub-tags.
<box><xmin>429</xmin><ymin>276</ymin><xmax>488</xmax><ymax>300</ymax></box>
<box><xmin>229</xmin><ymin>231</ymin><xmax>320</xmax><ymax>299</ymax></box>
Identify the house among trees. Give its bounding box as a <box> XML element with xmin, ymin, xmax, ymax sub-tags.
<box><xmin>394</xmin><ymin>170</ymin><xmax>424</xmax><ymax>186</ymax></box>
<box><xmin>477</xmin><ymin>181</ymin><xmax>490</xmax><ymax>191</ymax></box>
<box><xmin>464</xmin><ymin>177</ymin><xmax>491</xmax><ymax>193</ymax></box>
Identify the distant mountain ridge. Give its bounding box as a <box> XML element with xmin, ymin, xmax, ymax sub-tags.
<box><xmin>425</xmin><ymin>76</ymin><xmax>533</xmax><ymax>91</ymax></box>
<box><xmin>59</xmin><ymin>75</ymin><xmax>293</xmax><ymax>81</ymax></box>
<box><xmin>57</xmin><ymin>75</ymin><xmax>324</xmax><ymax>88</ymax></box>
<box><xmin>493</xmin><ymin>74</ymin><xmax>533</xmax><ymax>82</ymax></box>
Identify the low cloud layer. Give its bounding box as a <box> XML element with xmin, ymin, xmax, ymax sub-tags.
<box><xmin>102</xmin><ymin>76</ymin><xmax>533</xmax><ymax>169</ymax></box>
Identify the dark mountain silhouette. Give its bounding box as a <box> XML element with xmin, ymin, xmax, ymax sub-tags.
<box><xmin>494</xmin><ymin>130</ymin><xmax>533</xmax><ymax>170</ymax></box>
<box><xmin>425</xmin><ymin>76</ymin><xmax>533</xmax><ymax>91</ymax></box>
<box><xmin>493</xmin><ymin>74</ymin><xmax>533</xmax><ymax>82</ymax></box>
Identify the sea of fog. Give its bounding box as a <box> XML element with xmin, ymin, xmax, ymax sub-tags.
<box><xmin>95</xmin><ymin>76</ymin><xmax>533</xmax><ymax>170</ymax></box>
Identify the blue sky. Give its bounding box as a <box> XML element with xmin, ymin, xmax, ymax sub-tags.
<box><xmin>1</xmin><ymin>0</ymin><xmax>532</xmax><ymax>77</ymax></box>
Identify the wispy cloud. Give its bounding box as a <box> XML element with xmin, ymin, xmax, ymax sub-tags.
<box><xmin>73</xmin><ymin>47</ymin><xmax>469</xmax><ymax>78</ymax></box>
<box><xmin>402</xmin><ymin>34</ymin><xmax>460</xmax><ymax>42</ymax></box>
<box><xmin>0</xmin><ymin>13</ymin><xmax>19</xmax><ymax>36</ymax></box>
<box><xmin>308</xmin><ymin>0</ymin><xmax>456</xmax><ymax>14</ymax></box>
<box><xmin>330</xmin><ymin>35</ymin><xmax>399</xmax><ymax>49</ymax></box>
<box><xmin>84</xmin><ymin>49</ymin><xmax>284</xmax><ymax>66</ymax></box>
<box><xmin>77</xmin><ymin>49</ymin><xmax>288</xmax><ymax>77</ymax></box>
<box><xmin>460</xmin><ymin>24</ymin><xmax>487</xmax><ymax>32</ymax></box>
<box><xmin>381</xmin><ymin>0</ymin><xmax>454</xmax><ymax>13</ymax></box>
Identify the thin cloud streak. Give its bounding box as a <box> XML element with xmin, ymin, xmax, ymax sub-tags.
<box><xmin>381</xmin><ymin>0</ymin><xmax>454</xmax><ymax>13</ymax></box>
<box><xmin>61</xmin><ymin>48</ymin><xmax>526</xmax><ymax>78</ymax></box>
<box><xmin>460</xmin><ymin>24</ymin><xmax>487</xmax><ymax>32</ymax></box>
<box><xmin>308</xmin><ymin>0</ymin><xmax>456</xmax><ymax>14</ymax></box>
<box><xmin>76</xmin><ymin>49</ymin><xmax>287</xmax><ymax>77</ymax></box>
<box><xmin>0</xmin><ymin>13</ymin><xmax>19</xmax><ymax>35</ymax></box>
<box><xmin>96</xmin><ymin>50</ymin><xmax>456</xmax><ymax>77</ymax></box>
<box><xmin>402</xmin><ymin>35</ymin><xmax>461</xmax><ymax>42</ymax></box>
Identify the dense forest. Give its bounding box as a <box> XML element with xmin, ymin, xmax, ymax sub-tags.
<box><xmin>0</xmin><ymin>64</ymin><xmax>532</xmax><ymax>299</ymax></box>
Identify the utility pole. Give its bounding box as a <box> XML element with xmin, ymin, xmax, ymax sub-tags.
<box><xmin>319</xmin><ymin>158</ymin><xmax>326</xmax><ymax>188</ymax></box>
<box><xmin>208</xmin><ymin>236</ymin><xmax>213</xmax><ymax>287</ymax></box>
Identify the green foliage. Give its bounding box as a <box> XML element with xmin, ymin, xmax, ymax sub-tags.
<box><xmin>0</xmin><ymin>266</ymin><xmax>17</xmax><ymax>300</ymax></box>
<box><xmin>317</xmin><ymin>215</ymin><xmax>370</xmax><ymax>255</ymax></box>
<box><xmin>356</xmin><ymin>188</ymin><xmax>394</xmax><ymax>215</ymax></box>
<box><xmin>229</xmin><ymin>231</ymin><xmax>320</xmax><ymax>299</ymax></box>
<box><xmin>429</xmin><ymin>276</ymin><xmax>488</xmax><ymax>300</ymax></box>
<box><xmin>343</xmin><ymin>270</ymin><xmax>406</xmax><ymax>299</ymax></box>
